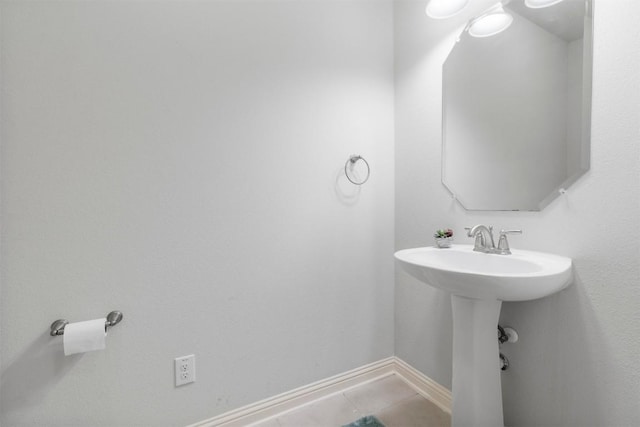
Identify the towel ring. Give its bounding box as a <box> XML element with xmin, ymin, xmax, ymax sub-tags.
<box><xmin>344</xmin><ymin>155</ymin><xmax>370</xmax><ymax>185</ymax></box>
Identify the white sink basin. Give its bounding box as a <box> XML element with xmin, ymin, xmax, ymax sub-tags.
<box><xmin>395</xmin><ymin>244</ymin><xmax>573</xmax><ymax>427</ymax></box>
<box><xmin>394</xmin><ymin>245</ymin><xmax>573</xmax><ymax>301</ymax></box>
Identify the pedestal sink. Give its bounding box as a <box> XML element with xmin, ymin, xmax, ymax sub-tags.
<box><xmin>395</xmin><ymin>245</ymin><xmax>572</xmax><ymax>427</ymax></box>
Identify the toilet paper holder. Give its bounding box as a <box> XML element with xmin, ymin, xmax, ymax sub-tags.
<box><xmin>50</xmin><ymin>311</ymin><xmax>124</xmax><ymax>336</ymax></box>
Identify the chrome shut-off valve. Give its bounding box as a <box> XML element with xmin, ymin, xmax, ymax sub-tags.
<box><xmin>498</xmin><ymin>325</ymin><xmax>518</xmax><ymax>372</ymax></box>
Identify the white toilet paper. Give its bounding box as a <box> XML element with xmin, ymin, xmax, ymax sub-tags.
<box><xmin>63</xmin><ymin>318</ymin><xmax>107</xmax><ymax>356</ymax></box>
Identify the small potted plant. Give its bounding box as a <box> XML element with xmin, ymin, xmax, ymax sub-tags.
<box><xmin>434</xmin><ymin>228</ymin><xmax>454</xmax><ymax>248</ymax></box>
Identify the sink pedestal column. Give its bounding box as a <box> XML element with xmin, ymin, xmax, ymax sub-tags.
<box><xmin>451</xmin><ymin>295</ymin><xmax>504</xmax><ymax>427</ymax></box>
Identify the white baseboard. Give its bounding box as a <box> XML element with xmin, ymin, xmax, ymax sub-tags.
<box><xmin>393</xmin><ymin>357</ymin><xmax>452</xmax><ymax>414</ymax></box>
<box><xmin>189</xmin><ymin>357</ymin><xmax>451</xmax><ymax>427</ymax></box>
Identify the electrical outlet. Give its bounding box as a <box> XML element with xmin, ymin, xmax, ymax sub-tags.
<box><xmin>175</xmin><ymin>354</ymin><xmax>195</xmax><ymax>386</ymax></box>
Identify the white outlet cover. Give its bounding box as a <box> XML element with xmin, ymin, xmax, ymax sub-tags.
<box><xmin>175</xmin><ymin>355</ymin><xmax>196</xmax><ymax>386</ymax></box>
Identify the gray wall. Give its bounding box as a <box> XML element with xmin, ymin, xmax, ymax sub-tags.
<box><xmin>394</xmin><ymin>1</ymin><xmax>640</xmax><ymax>426</ymax></box>
<box><xmin>0</xmin><ymin>1</ymin><xmax>394</xmax><ymax>425</ymax></box>
<box><xmin>2</xmin><ymin>0</ymin><xmax>639</xmax><ymax>426</ymax></box>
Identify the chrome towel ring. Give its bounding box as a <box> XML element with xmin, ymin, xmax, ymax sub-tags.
<box><xmin>345</xmin><ymin>155</ymin><xmax>370</xmax><ymax>185</ymax></box>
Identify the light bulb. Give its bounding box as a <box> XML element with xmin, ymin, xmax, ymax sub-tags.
<box><xmin>525</xmin><ymin>0</ymin><xmax>564</xmax><ymax>8</ymax></box>
<box><xmin>426</xmin><ymin>0</ymin><xmax>470</xmax><ymax>19</ymax></box>
<box><xmin>468</xmin><ymin>6</ymin><xmax>514</xmax><ymax>38</ymax></box>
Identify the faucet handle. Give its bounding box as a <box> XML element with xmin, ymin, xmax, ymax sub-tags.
<box><xmin>497</xmin><ymin>230</ymin><xmax>522</xmax><ymax>255</ymax></box>
<box><xmin>500</xmin><ymin>229</ymin><xmax>522</xmax><ymax>235</ymax></box>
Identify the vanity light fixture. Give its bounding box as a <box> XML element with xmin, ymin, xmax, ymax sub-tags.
<box><xmin>467</xmin><ymin>4</ymin><xmax>513</xmax><ymax>38</ymax></box>
<box><xmin>525</xmin><ymin>0</ymin><xmax>564</xmax><ymax>8</ymax></box>
<box><xmin>426</xmin><ymin>0</ymin><xmax>469</xmax><ymax>19</ymax></box>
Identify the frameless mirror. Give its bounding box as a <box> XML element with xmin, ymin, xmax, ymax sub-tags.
<box><xmin>442</xmin><ymin>0</ymin><xmax>593</xmax><ymax>211</ymax></box>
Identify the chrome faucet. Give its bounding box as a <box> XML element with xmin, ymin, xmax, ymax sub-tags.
<box><xmin>466</xmin><ymin>225</ymin><xmax>522</xmax><ymax>255</ymax></box>
<box><xmin>466</xmin><ymin>225</ymin><xmax>496</xmax><ymax>253</ymax></box>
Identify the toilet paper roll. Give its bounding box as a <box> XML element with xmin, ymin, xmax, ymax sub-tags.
<box><xmin>63</xmin><ymin>318</ymin><xmax>107</xmax><ymax>356</ymax></box>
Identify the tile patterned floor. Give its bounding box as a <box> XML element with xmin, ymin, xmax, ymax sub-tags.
<box><xmin>252</xmin><ymin>374</ymin><xmax>451</xmax><ymax>427</ymax></box>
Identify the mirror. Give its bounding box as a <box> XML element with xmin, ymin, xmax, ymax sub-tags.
<box><xmin>442</xmin><ymin>0</ymin><xmax>593</xmax><ymax>211</ymax></box>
